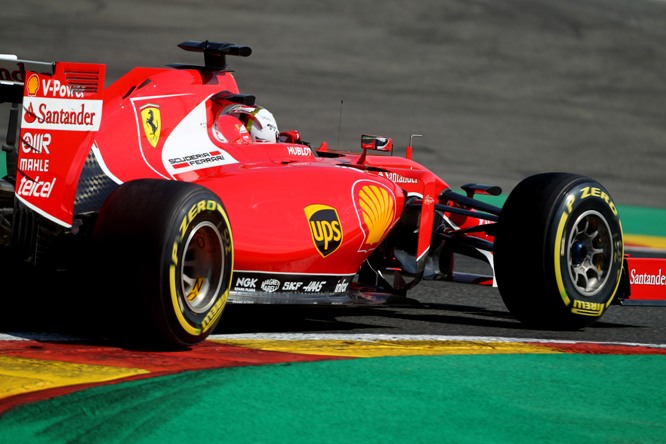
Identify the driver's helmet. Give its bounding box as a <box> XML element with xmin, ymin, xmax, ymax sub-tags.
<box><xmin>223</xmin><ymin>104</ymin><xmax>279</xmax><ymax>143</ymax></box>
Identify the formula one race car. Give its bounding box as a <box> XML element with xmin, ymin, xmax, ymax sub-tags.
<box><xmin>0</xmin><ymin>40</ymin><xmax>664</xmax><ymax>348</ymax></box>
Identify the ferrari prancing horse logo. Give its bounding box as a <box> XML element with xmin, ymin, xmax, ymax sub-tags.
<box><xmin>140</xmin><ymin>104</ymin><xmax>161</xmax><ymax>148</ymax></box>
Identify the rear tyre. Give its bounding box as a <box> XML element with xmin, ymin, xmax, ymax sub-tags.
<box><xmin>93</xmin><ymin>179</ymin><xmax>233</xmax><ymax>348</ymax></box>
<box><xmin>494</xmin><ymin>173</ymin><xmax>623</xmax><ymax>329</ymax></box>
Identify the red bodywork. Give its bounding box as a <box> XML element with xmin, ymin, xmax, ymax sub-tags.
<box><xmin>15</xmin><ymin>59</ymin><xmax>441</xmax><ymax>301</ymax></box>
<box><xmin>622</xmin><ymin>257</ymin><xmax>666</xmax><ymax>304</ymax></box>
<box><xmin>4</xmin><ymin>46</ymin><xmax>665</xmax><ymax>306</ymax></box>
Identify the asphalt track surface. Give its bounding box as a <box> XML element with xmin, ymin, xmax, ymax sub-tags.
<box><xmin>1</xmin><ymin>1</ymin><xmax>666</xmax><ymax>441</ymax></box>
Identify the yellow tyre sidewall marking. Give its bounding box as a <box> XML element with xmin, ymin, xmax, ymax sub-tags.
<box><xmin>169</xmin><ymin>200</ymin><xmax>234</xmax><ymax>337</ymax></box>
<box><xmin>554</xmin><ymin>211</ymin><xmax>571</xmax><ymax>306</ymax></box>
<box><xmin>554</xmin><ymin>192</ymin><xmax>624</xmax><ymax>313</ymax></box>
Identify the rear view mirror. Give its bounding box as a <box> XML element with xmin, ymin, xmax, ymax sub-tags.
<box><xmin>361</xmin><ymin>134</ymin><xmax>392</xmax><ymax>152</ymax></box>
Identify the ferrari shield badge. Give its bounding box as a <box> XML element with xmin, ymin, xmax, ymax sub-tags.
<box><xmin>140</xmin><ymin>104</ymin><xmax>161</xmax><ymax>148</ymax></box>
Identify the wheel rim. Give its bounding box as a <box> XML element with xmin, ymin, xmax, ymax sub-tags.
<box><xmin>179</xmin><ymin>221</ymin><xmax>225</xmax><ymax>314</ymax></box>
<box><xmin>566</xmin><ymin>210</ymin><xmax>613</xmax><ymax>297</ymax></box>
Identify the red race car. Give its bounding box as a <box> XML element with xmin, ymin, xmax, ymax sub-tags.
<box><xmin>0</xmin><ymin>40</ymin><xmax>664</xmax><ymax>347</ymax></box>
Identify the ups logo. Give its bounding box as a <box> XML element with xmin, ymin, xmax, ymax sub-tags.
<box><xmin>304</xmin><ymin>204</ymin><xmax>343</xmax><ymax>257</ymax></box>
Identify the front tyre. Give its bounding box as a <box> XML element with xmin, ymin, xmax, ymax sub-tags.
<box><xmin>494</xmin><ymin>173</ymin><xmax>623</xmax><ymax>329</ymax></box>
<box><xmin>93</xmin><ymin>179</ymin><xmax>233</xmax><ymax>348</ymax></box>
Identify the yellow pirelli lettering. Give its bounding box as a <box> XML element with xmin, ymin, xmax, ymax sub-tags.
<box><xmin>202</xmin><ymin>291</ymin><xmax>228</xmax><ymax>332</ymax></box>
<box><xmin>580</xmin><ymin>186</ymin><xmax>618</xmax><ymax>215</ymax></box>
<box><xmin>554</xmin><ymin>211</ymin><xmax>571</xmax><ymax>305</ymax></box>
<box><xmin>170</xmin><ymin>264</ymin><xmax>201</xmax><ymax>336</ymax></box>
<box><xmin>571</xmin><ymin>299</ymin><xmax>604</xmax><ymax>316</ymax></box>
<box><xmin>188</xmin><ymin>200</ymin><xmax>217</xmax><ymax>220</ymax></box>
<box><xmin>165</xmin><ymin>198</ymin><xmax>233</xmax><ymax>338</ymax></box>
<box><xmin>188</xmin><ymin>204</ymin><xmax>197</xmax><ymax>224</ymax></box>
<box><xmin>581</xmin><ymin>186</ymin><xmax>601</xmax><ymax>199</ymax></box>
<box><xmin>566</xmin><ymin>194</ymin><xmax>575</xmax><ymax>214</ymax></box>
<box><xmin>171</xmin><ymin>240</ymin><xmax>179</xmax><ymax>265</ymax></box>
<box><xmin>179</xmin><ymin>214</ymin><xmax>188</xmax><ymax>238</ymax></box>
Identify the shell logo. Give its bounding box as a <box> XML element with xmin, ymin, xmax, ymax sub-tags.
<box><xmin>26</xmin><ymin>74</ymin><xmax>39</xmax><ymax>96</ymax></box>
<box><xmin>353</xmin><ymin>181</ymin><xmax>396</xmax><ymax>252</ymax></box>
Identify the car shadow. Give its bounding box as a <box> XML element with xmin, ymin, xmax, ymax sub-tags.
<box><xmin>0</xmin><ymin>285</ymin><xmax>644</xmax><ymax>349</ymax></box>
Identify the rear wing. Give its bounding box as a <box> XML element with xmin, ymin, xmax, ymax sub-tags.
<box><xmin>0</xmin><ymin>56</ymin><xmax>55</xmax><ymax>103</ymax></box>
<box><xmin>1</xmin><ymin>55</ymin><xmax>106</xmax><ymax>227</ymax></box>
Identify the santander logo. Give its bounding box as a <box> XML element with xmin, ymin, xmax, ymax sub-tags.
<box><xmin>22</xmin><ymin>98</ymin><xmax>102</xmax><ymax>131</ymax></box>
<box><xmin>630</xmin><ymin>268</ymin><xmax>666</xmax><ymax>286</ymax></box>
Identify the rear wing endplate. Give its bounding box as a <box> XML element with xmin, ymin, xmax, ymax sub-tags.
<box><xmin>0</xmin><ymin>56</ymin><xmax>54</xmax><ymax>103</ymax></box>
<box><xmin>2</xmin><ymin>56</ymin><xmax>106</xmax><ymax>227</ymax></box>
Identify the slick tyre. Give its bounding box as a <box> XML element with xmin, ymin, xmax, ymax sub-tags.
<box><xmin>494</xmin><ymin>173</ymin><xmax>623</xmax><ymax>329</ymax></box>
<box><xmin>93</xmin><ymin>179</ymin><xmax>233</xmax><ymax>348</ymax></box>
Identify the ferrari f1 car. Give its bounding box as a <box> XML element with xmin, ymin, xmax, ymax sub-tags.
<box><xmin>1</xmin><ymin>40</ymin><xmax>664</xmax><ymax>348</ymax></box>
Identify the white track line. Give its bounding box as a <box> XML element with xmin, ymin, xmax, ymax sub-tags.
<box><xmin>1</xmin><ymin>332</ymin><xmax>663</xmax><ymax>349</ymax></box>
